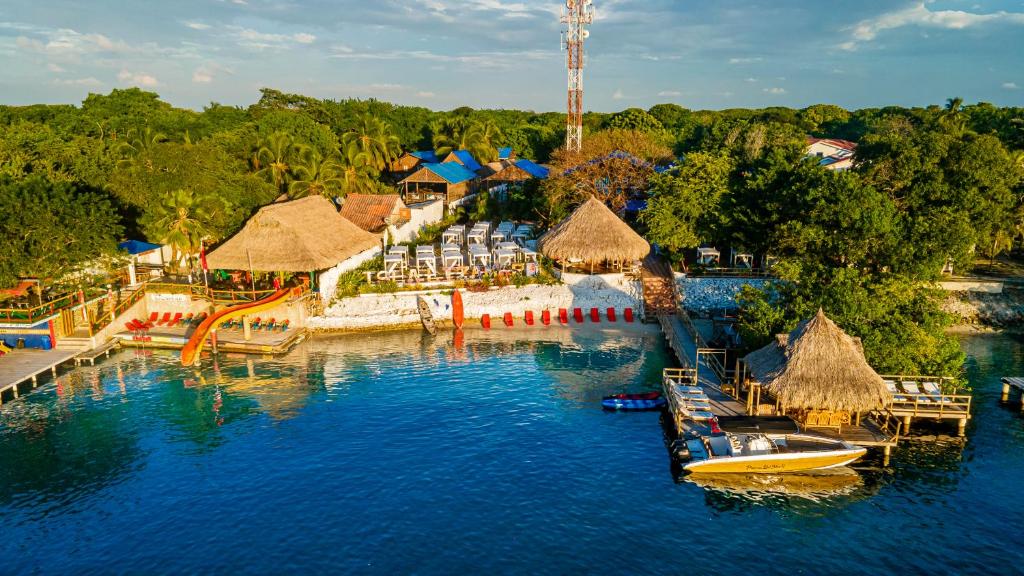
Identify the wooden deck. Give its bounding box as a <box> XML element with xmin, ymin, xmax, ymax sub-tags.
<box><xmin>659</xmin><ymin>314</ymin><xmax>745</xmax><ymax>417</ymax></box>
<box><xmin>1001</xmin><ymin>377</ymin><xmax>1024</xmax><ymax>411</ymax></box>
<box><xmin>0</xmin><ymin>349</ymin><xmax>79</xmax><ymax>405</ymax></box>
<box><xmin>74</xmin><ymin>339</ymin><xmax>119</xmax><ymax>366</ymax></box>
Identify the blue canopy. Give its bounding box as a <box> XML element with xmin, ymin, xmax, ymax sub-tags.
<box><xmin>498</xmin><ymin>147</ymin><xmax>513</xmax><ymax>160</ymax></box>
<box><xmin>451</xmin><ymin>150</ymin><xmax>483</xmax><ymax>173</ymax></box>
<box><xmin>424</xmin><ymin>162</ymin><xmax>477</xmax><ymax>184</ymax></box>
<box><xmin>410</xmin><ymin>150</ymin><xmax>439</xmax><ymax>163</ymax></box>
<box><xmin>514</xmin><ymin>159</ymin><xmax>549</xmax><ymax>179</ymax></box>
<box><xmin>118</xmin><ymin>240</ymin><xmax>161</xmax><ymax>255</ymax></box>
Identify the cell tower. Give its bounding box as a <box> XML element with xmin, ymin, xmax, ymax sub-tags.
<box><xmin>561</xmin><ymin>0</ymin><xmax>594</xmax><ymax>153</ymax></box>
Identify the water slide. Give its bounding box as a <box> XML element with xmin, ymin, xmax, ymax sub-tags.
<box><xmin>180</xmin><ymin>287</ymin><xmax>299</xmax><ymax>366</ymax></box>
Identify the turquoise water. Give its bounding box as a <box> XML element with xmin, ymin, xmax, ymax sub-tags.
<box><xmin>1</xmin><ymin>327</ymin><xmax>1023</xmax><ymax>575</ymax></box>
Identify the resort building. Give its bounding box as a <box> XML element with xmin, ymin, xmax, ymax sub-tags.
<box><xmin>388</xmin><ymin>150</ymin><xmax>439</xmax><ymax>175</ymax></box>
<box><xmin>398</xmin><ymin>162</ymin><xmax>478</xmax><ymax>209</ymax></box>
<box><xmin>340</xmin><ymin>193</ymin><xmax>444</xmax><ymax>244</ymax></box>
<box><xmin>439</xmin><ymin>150</ymin><xmax>483</xmax><ymax>174</ymax></box>
<box><xmin>481</xmin><ymin>159</ymin><xmax>550</xmax><ymax>199</ymax></box>
<box><xmin>118</xmin><ymin>240</ymin><xmax>166</xmax><ymax>287</ymax></box>
<box><xmin>806</xmin><ymin>137</ymin><xmax>857</xmax><ymax>171</ymax></box>
<box><xmin>539</xmin><ymin>196</ymin><xmax>650</xmax><ymax>275</ymax></box>
<box><xmin>206</xmin><ymin>196</ymin><xmax>382</xmax><ymax>303</ymax></box>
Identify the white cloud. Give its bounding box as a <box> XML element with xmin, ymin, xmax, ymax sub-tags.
<box><xmin>744</xmin><ymin>77</ymin><xmax>757</xmax><ymax>83</ymax></box>
<box><xmin>658</xmin><ymin>90</ymin><xmax>681</xmax><ymax>97</ymax></box>
<box><xmin>54</xmin><ymin>77</ymin><xmax>102</xmax><ymax>86</ymax></box>
<box><xmin>118</xmin><ymin>69</ymin><xmax>159</xmax><ymax>87</ymax></box>
<box><xmin>230</xmin><ymin>27</ymin><xmax>319</xmax><ymax>49</ymax></box>
<box><xmin>184</xmin><ymin>21</ymin><xmax>211</xmax><ymax>31</ymax></box>
<box><xmin>192</xmin><ymin>63</ymin><xmax>232</xmax><ymax>84</ymax></box>
<box><xmin>47</xmin><ymin>63</ymin><xmax>65</xmax><ymax>72</ymax></box>
<box><xmin>1003</xmin><ymin>82</ymin><xmax>1020</xmax><ymax>90</ymax></box>
<box><xmin>728</xmin><ymin>57</ymin><xmax>762</xmax><ymax>65</ymax></box>
<box><xmin>416</xmin><ymin>91</ymin><xmax>436</xmax><ymax>98</ymax></box>
<box><xmin>844</xmin><ymin>2</ymin><xmax>1024</xmax><ymax>50</ymax></box>
<box><xmin>293</xmin><ymin>33</ymin><xmax>316</xmax><ymax>44</ymax></box>
<box><xmin>612</xmin><ymin>88</ymin><xmax>626</xmax><ymax>100</ymax></box>
<box><xmin>763</xmin><ymin>87</ymin><xmax>786</xmax><ymax>95</ymax></box>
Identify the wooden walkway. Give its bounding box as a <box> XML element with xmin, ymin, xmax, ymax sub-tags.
<box><xmin>1001</xmin><ymin>377</ymin><xmax>1024</xmax><ymax>411</ymax></box>
<box><xmin>0</xmin><ymin>349</ymin><xmax>79</xmax><ymax>405</ymax></box>
<box><xmin>74</xmin><ymin>339</ymin><xmax>119</xmax><ymax>366</ymax></box>
<box><xmin>659</xmin><ymin>313</ymin><xmax>744</xmax><ymax>417</ymax></box>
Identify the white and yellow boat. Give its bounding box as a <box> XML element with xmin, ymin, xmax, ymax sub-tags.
<box><xmin>676</xmin><ymin>431</ymin><xmax>867</xmax><ymax>474</ymax></box>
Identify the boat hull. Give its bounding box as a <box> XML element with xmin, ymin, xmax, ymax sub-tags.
<box><xmin>683</xmin><ymin>448</ymin><xmax>867</xmax><ymax>474</ymax></box>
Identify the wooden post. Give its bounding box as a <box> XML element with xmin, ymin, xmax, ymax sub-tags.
<box><xmin>1002</xmin><ymin>381</ymin><xmax>1011</xmax><ymax>402</ymax></box>
<box><xmin>883</xmin><ymin>445</ymin><xmax>892</xmax><ymax>467</ymax></box>
<box><xmin>957</xmin><ymin>418</ymin><xmax>967</xmax><ymax>437</ymax></box>
<box><xmin>243</xmin><ymin>316</ymin><xmax>252</xmax><ymax>342</ymax></box>
<box><xmin>902</xmin><ymin>415</ymin><xmax>912</xmax><ymax>434</ymax></box>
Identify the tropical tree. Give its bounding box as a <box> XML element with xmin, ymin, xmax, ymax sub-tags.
<box><xmin>288</xmin><ymin>147</ymin><xmax>345</xmax><ymax>199</ymax></box>
<box><xmin>115</xmin><ymin>126</ymin><xmax>167</xmax><ymax>171</ymax></box>
<box><xmin>431</xmin><ymin>117</ymin><xmax>496</xmax><ymax>162</ymax></box>
<box><xmin>143</xmin><ymin>188</ymin><xmax>229</xmax><ymax>271</ymax></box>
<box><xmin>341</xmin><ymin>115</ymin><xmax>402</xmax><ymax>171</ymax></box>
<box><xmin>336</xmin><ymin>140</ymin><xmax>382</xmax><ymax>197</ymax></box>
<box><xmin>256</xmin><ymin>131</ymin><xmax>295</xmax><ymax>194</ymax></box>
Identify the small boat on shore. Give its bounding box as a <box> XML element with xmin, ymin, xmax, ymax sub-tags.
<box><xmin>417</xmin><ymin>296</ymin><xmax>436</xmax><ymax>336</ymax></box>
<box><xmin>602</xmin><ymin>392</ymin><xmax>665</xmax><ymax>411</ymax></box>
<box><xmin>675</xmin><ymin>429</ymin><xmax>866</xmax><ymax>474</ymax></box>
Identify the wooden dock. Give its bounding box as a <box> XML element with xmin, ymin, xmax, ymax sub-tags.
<box><xmin>74</xmin><ymin>339</ymin><xmax>119</xmax><ymax>366</ymax></box>
<box><xmin>1001</xmin><ymin>377</ymin><xmax>1024</xmax><ymax>410</ymax></box>
<box><xmin>0</xmin><ymin>349</ymin><xmax>79</xmax><ymax>405</ymax></box>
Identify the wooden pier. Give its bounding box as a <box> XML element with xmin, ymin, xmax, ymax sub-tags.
<box><xmin>1001</xmin><ymin>377</ymin><xmax>1024</xmax><ymax>410</ymax></box>
<box><xmin>883</xmin><ymin>375</ymin><xmax>971</xmax><ymax>435</ymax></box>
<box><xmin>74</xmin><ymin>339</ymin><xmax>119</xmax><ymax>366</ymax></box>
<box><xmin>0</xmin><ymin>349</ymin><xmax>79</xmax><ymax>405</ymax></box>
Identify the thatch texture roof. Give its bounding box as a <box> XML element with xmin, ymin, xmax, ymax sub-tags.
<box><xmin>538</xmin><ymin>197</ymin><xmax>650</xmax><ymax>264</ymax></box>
<box><xmin>742</xmin><ymin>309</ymin><xmax>889</xmax><ymax>412</ymax></box>
<box><xmin>206</xmin><ymin>196</ymin><xmax>379</xmax><ymax>272</ymax></box>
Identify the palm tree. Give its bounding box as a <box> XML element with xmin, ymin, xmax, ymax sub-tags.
<box><xmin>337</xmin><ymin>140</ymin><xmax>382</xmax><ymax>198</ymax></box>
<box><xmin>288</xmin><ymin>147</ymin><xmax>346</xmax><ymax>199</ymax></box>
<box><xmin>147</xmin><ymin>188</ymin><xmax>227</xmax><ymax>271</ymax></box>
<box><xmin>342</xmin><ymin>115</ymin><xmax>402</xmax><ymax>172</ymax></box>
<box><xmin>256</xmin><ymin>131</ymin><xmax>295</xmax><ymax>194</ymax></box>
<box><xmin>432</xmin><ymin>117</ymin><xmax>495</xmax><ymax>161</ymax></box>
<box><xmin>116</xmin><ymin>126</ymin><xmax>167</xmax><ymax>171</ymax></box>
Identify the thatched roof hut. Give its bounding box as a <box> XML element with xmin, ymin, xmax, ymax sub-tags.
<box><xmin>538</xmin><ymin>196</ymin><xmax>650</xmax><ymax>267</ymax></box>
<box><xmin>742</xmin><ymin>309</ymin><xmax>889</xmax><ymax>412</ymax></box>
<box><xmin>206</xmin><ymin>196</ymin><xmax>379</xmax><ymax>272</ymax></box>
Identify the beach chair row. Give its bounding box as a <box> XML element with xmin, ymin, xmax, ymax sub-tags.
<box><xmin>217</xmin><ymin>317</ymin><xmax>290</xmax><ymax>332</ymax></box>
<box><xmin>884</xmin><ymin>379</ymin><xmax>958</xmax><ymax>405</ymax></box>
<box><xmin>125</xmin><ymin>312</ymin><xmax>207</xmax><ymax>332</ymax></box>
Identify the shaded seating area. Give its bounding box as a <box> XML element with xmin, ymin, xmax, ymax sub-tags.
<box><xmin>740</xmin><ymin>309</ymin><xmax>891</xmax><ymax>431</ymax></box>
<box><xmin>537</xmin><ymin>196</ymin><xmax>649</xmax><ymax>275</ymax></box>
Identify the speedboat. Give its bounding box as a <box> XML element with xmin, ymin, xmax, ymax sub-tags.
<box><xmin>674</xmin><ymin>429</ymin><xmax>866</xmax><ymax>474</ymax></box>
<box><xmin>602</xmin><ymin>392</ymin><xmax>665</xmax><ymax>411</ymax></box>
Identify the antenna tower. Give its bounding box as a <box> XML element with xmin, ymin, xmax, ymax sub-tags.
<box><xmin>561</xmin><ymin>0</ymin><xmax>594</xmax><ymax>153</ymax></box>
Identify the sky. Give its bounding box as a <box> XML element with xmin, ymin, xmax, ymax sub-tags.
<box><xmin>1</xmin><ymin>0</ymin><xmax>1023</xmax><ymax>112</ymax></box>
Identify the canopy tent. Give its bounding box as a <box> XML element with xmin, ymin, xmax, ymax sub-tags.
<box><xmin>206</xmin><ymin>196</ymin><xmax>379</xmax><ymax>272</ymax></box>
<box><xmin>537</xmin><ymin>196</ymin><xmax>650</xmax><ymax>272</ymax></box>
<box><xmin>742</xmin><ymin>309</ymin><xmax>890</xmax><ymax>413</ymax></box>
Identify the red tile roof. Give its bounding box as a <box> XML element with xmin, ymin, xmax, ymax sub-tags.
<box><xmin>339</xmin><ymin>194</ymin><xmax>405</xmax><ymax>233</ymax></box>
<box><xmin>807</xmin><ymin>137</ymin><xmax>858</xmax><ymax>151</ymax></box>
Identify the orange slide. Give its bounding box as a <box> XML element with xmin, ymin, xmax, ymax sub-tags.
<box><xmin>180</xmin><ymin>287</ymin><xmax>300</xmax><ymax>366</ymax></box>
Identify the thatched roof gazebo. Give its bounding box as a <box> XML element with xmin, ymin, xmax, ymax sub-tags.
<box><xmin>742</xmin><ymin>309</ymin><xmax>889</xmax><ymax>417</ymax></box>
<box><xmin>206</xmin><ymin>196</ymin><xmax>379</xmax><ymax>273</ymax></box>
<box><xmin>538</xmin><ymin>196</ymin><xmax>650</xmax><ymax>273</ymax></box>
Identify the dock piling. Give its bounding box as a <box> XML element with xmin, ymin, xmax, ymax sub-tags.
<box><xmin>1002</xmin><ymin>381</ymin><xmax>1011</xmax><ymax>402</ymax></box>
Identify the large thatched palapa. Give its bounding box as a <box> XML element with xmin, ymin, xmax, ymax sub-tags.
<box><xmin>538</xmin><ymin>197</ymin><xmax>650</xmax><ymax>268</ymax></box>
<box><xmin>743</xmin><ymin>309</ymin><xmax>889</xmax><ymax>412</ymax></box>
<box><xmin>206</xmin><ymin>196</ymin><xmax>379</xmax><ymax>272</ymax></box>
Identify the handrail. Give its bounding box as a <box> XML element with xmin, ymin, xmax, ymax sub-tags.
<box><xmin>0</xmin><ymin>288</ymin><xmax>105</xmax><ymax>324</ymax></box>
<box><xmin>872</xmin><ymin>408</ymin><xmax>903</xmax><ymax>443</ymax></box>
<box><xmin>887</xmin><ymin>393</ymin><xmax>972</xmax><ymax>418</ymax></box>
<box><xmin>697</xmin><ymin>347</ymin><xmax>732</xmax><ymax>384</ymax></box>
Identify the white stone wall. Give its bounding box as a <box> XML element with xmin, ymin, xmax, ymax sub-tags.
<box><xmin>309</xmin><ymin>280</ymin><xmax>644</xmax><ymax>331</ymax></box>
<box><xmin>676</xmin><ymin>275</ymin><xmax>770</xmax><ymax>316</ymax></box>
<box><xmin>318</xmin><ymin>247</ymin><xmax>383</xmax><ymax>305</ymax></box>
<box><xmin>390</xmin><ymin>199</ymin><xmax>444</xmax><ymax>244</ymax></box>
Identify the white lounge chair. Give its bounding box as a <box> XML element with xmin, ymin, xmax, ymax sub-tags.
<box><xmin>901</xmin><ymin>381</ymin><xmax>935</xmax><ymax>403</ymax></box>
<box><xmin>922</xmin><ymin>381</ymin><xmax>952</xmax><ymax>404</ymax></box>
<box><xmin>884</xmin><ymin>380</ymin><xmax>910</xmax><ymax>403</ymax></box>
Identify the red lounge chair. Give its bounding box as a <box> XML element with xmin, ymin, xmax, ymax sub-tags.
<box><xmin>607</xmin><ymin>308</ymin><xmax>617</xmax><ymax>322</ymax></box>
<box><xmin>590</xmin><ymin>308</ymin><xmax>600</xmax><ymax>322</ymax></box>
<box><xmin>157</xmin><ymin>312</ymin><xmax>171</xmax><ymax>326</ymax></box>
<box><xmin>624</xmin><ymin>308</ymin><xmax>635</xmax><ymax>323</ymax></box>
<box><xmin>573</xmin><ymin>308</ymin><xmax>584</xmax><ymax>323</ymax></box>
<box><xmin>148</xmin><ymin>312</ymin><xmax>159</xmax><ymax>323</ymax></box>
<box><xmin>525</xmin><ymin>311</ymin><xmax>535</xmax><ymax>326</ymax></box>
<box><xmin>137</xmin><ymin>318</ymin><xmax>153</xmax><ymax>329</ymax></box>
<box><xmin>168</xmin><ymin>312</ymin><xmax>183</xmax><ymax>326</ymax></box>
<box><xmin>481</xmin><ymin>314</ymin><xmax>491</xmax><ymax>329</ymax></box>
<box><xmin>125</xmin><ymin>322</ymin><xmax>139</xmax><ymax>332</ymax></box>
<box><xmin>541</xmin><ymin>310</ymin><xmax>551</xmax><ymax>326</ymax></box>
<box><xmin>559</xmin><ymin>308</ymin><xmax>569</xmax><ymax>324</ymax></box>
<box><xmin>503</xmin><ymin>312</ymin><xmax>514</xmax><ymax>327</ymax></box>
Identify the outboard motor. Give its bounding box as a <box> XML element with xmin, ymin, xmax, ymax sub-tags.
<box><xmin>671</xmin><ymin>438</ymin><xmax>692</xmax><ymax>462</ymax></box>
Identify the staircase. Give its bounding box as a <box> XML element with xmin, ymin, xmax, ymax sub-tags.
<box><xmin>641</xmin><ymin>254</ymin><xmax>678</xmax><ymax>321</ymax></box>
<box><xmin>56</xmin><ymin>336</ymin><xmax>92</xmax><ymax>352</ymax></box>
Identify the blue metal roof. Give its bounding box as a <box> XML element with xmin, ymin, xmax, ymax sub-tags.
<box><xmin>424</xmin><ymin>162</ymin><xmax>477</xmax><ymax>184</ymax></box>
<box><xmin>498</xmin><ymin>147</ymin><xmax>513</xmax><ymax>160</ymax></box>
<box><xmin>410</xmin><ymin>150</ymin><xmax>439</xmax><ymax>163</ymax></box>
<box><xmin>514</xmin><ymin>159</ymin><xmax>549</xmax><ymax>179</ymax></box>
<box><xmin>451</xmin><ymin>150</ymin><xmax>482</xmax><ymax>173</ymax></box>
<box><xmin>118</xmin><ymin>240</ymin><xmax>161</xmax><ymax>255</ymax></box>
<box><xmin>625</xmin><ymin>199</ymin><xmax>648</xmax><ymax>212</ymax></box>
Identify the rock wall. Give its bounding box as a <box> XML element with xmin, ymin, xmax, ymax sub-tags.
<box><xmin>943</xmin><ymin>287</ymin><xmax>1024</xmax><ymax>328</ymax></box>
<box><xmin>676</xmin><ymin>276</ymin><xmax>770</xmax><ymax>316</ymax></box>
<box><xmin>309</xmin><ymin>277</ymin><xmax>643</xmax><ymax>331</ymax></box>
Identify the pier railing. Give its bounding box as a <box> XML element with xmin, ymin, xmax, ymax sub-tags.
<box><xmin>879</xmin><ymin>374</ymin><xmax>972</xmax><ymax>418</ymax></box>
<box><xmin>0</xmin><ymin>289</ymin><xmax>105</xmax><ymax>325</ymax></box>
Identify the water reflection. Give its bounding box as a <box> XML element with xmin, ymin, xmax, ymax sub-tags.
<box><xmin>686</xmin><ymin>468</ymin><xmax>875</xmax><ymax>515</ymax></box>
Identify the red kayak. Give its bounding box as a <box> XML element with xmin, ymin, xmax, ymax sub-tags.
<box><xmin>604</xmin><ymin>392</ymin><xmax>662</xmax><ymax>401</ymax></box>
